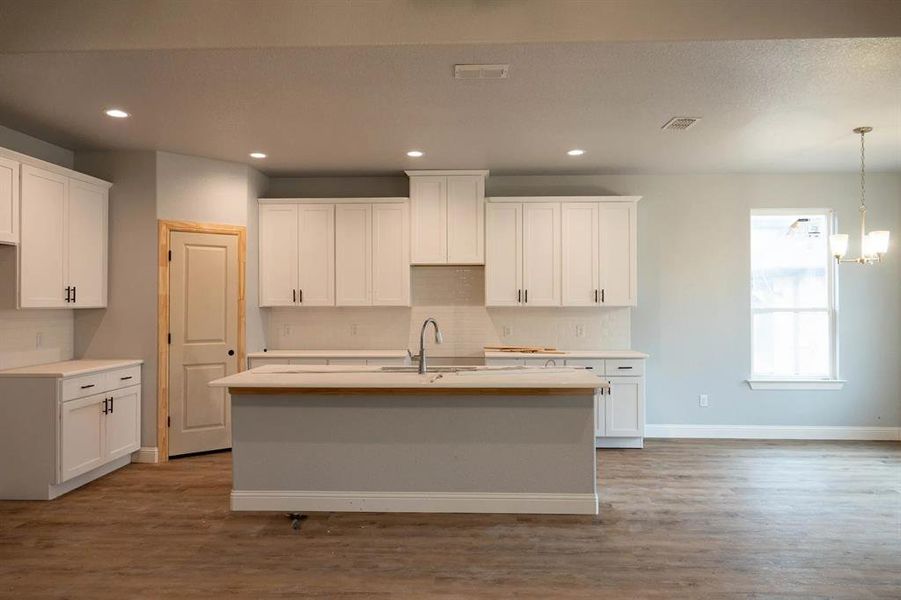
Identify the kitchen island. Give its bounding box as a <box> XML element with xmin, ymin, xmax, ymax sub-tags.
<box><xmin>210</xmin><ymin>365</ymin><xmax>605</xmax><ymax>515</ymax></box>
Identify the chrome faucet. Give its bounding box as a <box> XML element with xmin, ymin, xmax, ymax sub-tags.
<box><xmin>418</xmin><ymin>318</ymin><xmax>443</xmax><ymax>374</ymax></box>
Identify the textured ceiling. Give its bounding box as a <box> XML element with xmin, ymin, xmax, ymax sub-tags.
<box><xmin>0</xmin><ymin>37</ymin><xmax>899</xmax><ymax>175</ymax></box>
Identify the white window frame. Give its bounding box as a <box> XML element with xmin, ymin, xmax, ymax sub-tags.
<box><xmin>746</xmin><ymin>208</ymin><xmax>844</xmax><ymax>391</ymax></box>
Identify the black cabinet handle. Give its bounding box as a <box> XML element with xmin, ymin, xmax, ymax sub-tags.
<box><xmin>72</xmin><ymin>286</ymin><xmax>76</xmax><ymax>303</ymax></box>
<box><xmin>601</xmin><ymin>289</ymin><xmax>605</xmax><ymax>303</ymax></box>
<box><xmin>299</xmin><ymin>289</ymin><xmax>303</xmax><ymax>303</ymax></box>
<box><xmin>292</xmin><ymin>289</ymin><xmax>296</xmax><ymax>303</ymax></box>
<box><xmin>594</xmin><ymin>289</ymin><xmax>599</xmax><ymax>303</ymax></box>
<box><xmin>524</xmin><ymin>289</ymin><xmax>528</xmax><ymax>303</ymax></box>
<box><xmin>110</xmin><ymin>397</ymin><xmax>114</xmax><ymax>413</ymax></box>
<box><xmin>102</xmin><ymin>398</ymin><xmax>109</xmax><ymax>414</ymax></box>
<box><xmin>81</xmin><ymin>383</ymin><xmax>95</xmax><ymax>389</ymax></box>
<box><xmin>517</xmin><ymin>289</ymin><xmax>521</xmax><ymax>303</ymax></box>
<box><xmin>120</xmin><ymin>376</ymin><xmax>133</xmax><ymax>380</ymax></box>
<box><xmin>617</xmin><ymin>366</ymin><xmax>633</xmax><ymax>370</ymax></box>
<box><xmin>65</xmin><ymin>286</ymin><xmax>71</xmax><ymax>303</ymax></box>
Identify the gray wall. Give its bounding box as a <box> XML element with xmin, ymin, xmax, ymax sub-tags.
<box><xmin>74</xmin><ymin>151</ymin><xmax>159</xmax><ymax>445</ymax></box>
<box><xmin>0</xmin><ymin>124</ymin><xmax>73</xmax><ymax>169</ymax></box>
<box><xmin>488</xmin><ymin>174</ymin><xmax>901</xmax><ymax>428</ymax></box>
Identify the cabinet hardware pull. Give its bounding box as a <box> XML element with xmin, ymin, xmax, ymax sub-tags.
<box><xmin>594</xmin><ymin>289</ymin><xmax>598</xmax><ymax>303</ymax></box>
<box><xmin>120</xmin><ymin>376</ymin><xmax>133</xmax><ymax>380</ymax></box>
<box><xmin>524</xmin><ymin>289</ymin><xmax>528</xmax><ymax>303</ymax></box>
<box><xmin>517</xmin><ymin>289</ymin><xmax>521</xmax><ymax>303</ymax></box>
<box><xmin>292</xmin><ymin>289</ymin><xmax>296</xmax><ymax>303</ymax></box>
<box><xmin>81</xmin><ymin>384</ymin><xmax>95</xmax><ymax>389</ymax></box>
<box><xmin>72</xmin><ymin>286</ymin><xmax>76</xmax><ymax>303</ymax></box>
<box><xmin>299</xmin><ymin>289</ymin><xmax>303</xmax><ymax>303</ymax></box>
<box><xmin>102</xmin><ymin>398</ymin><xmax>109</xmax><ymax>414</ymax></box>
<box><xmin>601</xmin><ymin>288</ymin><xmax>605</xmax><ymax>303</ymax></box>
<box><xmin>65</xmin><ymin>286</ymin><xmax>72</xmax><ymax>303</ymax></box>
<box><xmin>617</xmin><ymin>366</ymin><xmax>633</xmax><ymax>370</ymax></box>
<box><xmin>110</xmin><ymin>398</ymin><xmax>114</xmax><ymax>413</ymax></box>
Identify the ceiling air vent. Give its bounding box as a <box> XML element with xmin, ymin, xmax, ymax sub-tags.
<box><xmin>454</xmin><ymin>64</ymin><xmax>509</xmax><ymax>80</ymax></box>
<box><xmin>661</xmin><ymin>117</ymin><xmax>701</xmax><ymax>131</ymax></box>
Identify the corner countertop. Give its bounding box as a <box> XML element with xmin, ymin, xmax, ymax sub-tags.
<box><xmin>211</xmin><ymin>365</ymin><xmax>606</xmax><ymax>390</ymax></box>
<box><xmin>484</xmin><ymin>350</ymin><xmax>648</xmax><ymax>360</ymax></box>
<box><xmin>0</xmin><ymin>359</ymin><xmax>144</xmax><ymax>378</ymax></box>
<box><xmin>247</xmin><ymin>349</ymin><xmax>410</xmax><ymax>359</ymax></box>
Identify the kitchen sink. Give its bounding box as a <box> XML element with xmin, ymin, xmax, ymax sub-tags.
<box><xmin>379</xmin><ymin>366</ymin><xmax>480</xmax><ymax>373</ymax></box>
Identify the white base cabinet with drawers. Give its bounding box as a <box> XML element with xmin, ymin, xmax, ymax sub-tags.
<box><xmin>485</xmin><ymin>352</ymin><xmax>646</xmax><ymax>448</ymax></box>
<box><xmin>0</xmin><ymin>360</ymin><xmax>142</xmax><ymax>500</ymax></box>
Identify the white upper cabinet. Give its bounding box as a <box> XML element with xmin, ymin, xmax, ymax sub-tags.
<box><xmin>67</xmin><ymin>179</ymin><xmax>108</xmax><ymax>307</ymax></box>
<box><xmin>259</xmin><ymin>204</ymin><xmax>299</xmax><ymax>306</ymax></box>
<box><xmin>0</xmin><ymin>157</ymin><xmax>19</xmax><ymax>245</ymax></box>
<box><xmin>486</xmin><ymin>197</ymin><xmax>639</xmax><ymax>308</ymax></box>
<box><xmin>407</xmin><ymin>171</ymin><xmax>487</xmax><ymax>265</ymax></box>
<box><xmin>297</xmin><ymin>204</ymin><xmax>335</xmax><ymax>306</ymax></box>
<box><xmin>371</xmin><ymin>202</ymin><xmax>410</xmax><ymax>306</ymax></box>
<box><xmin>597</xmin><ymin>203</ymin><xmax>637</xmax><ymax>306</ymax></box>
<box><xmin>20</xmin><ymin>166</ymin><xmax>69</xmax><ymax>308</ymax></box>
<box><xmin>335</xmin><ymin>203</ymin><xmax>372</xmax><ymax>306</ymax></box>
<box><xmin>485</xmin><ymin>203</ymin><xmax>522</xmax><ymax>306</ymax></box>
<box><xmin>521</xmin><ymin>202</ymin><xmax>561</xmax><ymax>306</ymax></box>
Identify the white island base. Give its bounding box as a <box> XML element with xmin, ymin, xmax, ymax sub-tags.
<box><xmin>215</xmin><ymin>366</ymin><xmax>602</xmax><ymax>515</ymax></box>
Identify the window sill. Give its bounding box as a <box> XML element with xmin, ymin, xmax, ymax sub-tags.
<box><xmin>746</xmin><ymin>379</ymin><xmax>846</xmax><ymax>391</ymax></box>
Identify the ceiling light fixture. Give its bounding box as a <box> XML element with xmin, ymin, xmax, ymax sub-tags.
<box><xmin>406</xmin><ymin>150</ymin><xmax>424</xmax><ymax>158</ymax></box>
<box><xmin>249</xmin><ymin>152</ymin><xmax>267</xmax><ymax>159</ymax></box>
<box><xmin>567</xmin><ymin>149</ymin><xmax>585</xmax><ymax>156</ymax></box>
<box><xmin>104</xmin><ymin>108</ymin><xmax>129</xmax><ymax>119</ymax></box>
<box><xmin>830</xmin><ymin>127</ymin><xmax>890</xmax><ymax>264</ymax></box>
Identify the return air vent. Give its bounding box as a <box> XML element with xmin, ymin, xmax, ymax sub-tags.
<box><xmin>661</xmin><ymin>117</ymin><xmax>701</xmax><ymax>131</ymax></box>
<box><xmin>454</xmin><ymin>64</ymin><xmax>510</xmax><ymax>80</ymax></box>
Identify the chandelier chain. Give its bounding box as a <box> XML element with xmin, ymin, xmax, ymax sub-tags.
<box><xmin>860</xmin><ymin>128</ymin><xmax>866</xmax><ymax>209</ymax></box>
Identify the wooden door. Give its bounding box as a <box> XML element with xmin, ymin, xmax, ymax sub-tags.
<box><xmin>371</xmin><ymin>202</ymin><xmax>410</xmax><ymax>306</ymax></box>
<box><xmin>0</xmin><ymin>157</ymin><xmax>18</xmax><ymax>244</ymax></box>
<box><xmin>485</xmin><ymin>203</ymin><xmax>522</xmax><ymax>306</ymax></box>
<box><xmin>258</xmin><ymin>204</ymin><xmax>299</xmax><ymax>306</ymax></box>
<box><xmin>522</xmin><ymin>202</ymin><xmax>561</xmax><ymax>306</ymax></box>
<box><xmin>59</xmin><ymin>393</ymin><xmax>106</xmax><ymax>482</ymax></box>
<box><xmin>19</xmin><ymin>165</ymin><xmax>68</xmax><ymax>307</ymax></box>
<box><xmin>604</xmin><ymin>377</ymin><xmax>643</xmax><ymax>438</ymax></box>
<box><xmin>562</xmin><ymin>202</ymin><xmax>599</xmax><ymax>306</ymax></box>
<box><xmin>410</xmin><ymin>176</ymin><xmax>447</xmax><ymax>264</ymax></box>
<box><xmin>297</xmin><ymin>204</ymin><xmax>335</xmax><ymax>306</ymax></box>
<box><xmin>598</xmin><ymin>203</ymin><xmax>637</xmax><ymax>306</ymax></box>
<box><xmin>105</xmin><ymin>385</ymin><xmax>141</xmax><ymax>460</ymax></box>
<box><xmin>168</xmin><ymin>231</ymin><xmax>238</xmax><ymax>456</ymax></box>
<box><xmin>446</xmin><ymin>175</ymin><xmax>484</xmax><ymax>264</ymax></box>
<box><xmin>67</xmin><ymin>179</ymin><xmax>108</xmax><ymax>307</ymax></box>
<box><xmin>335</xmin><ymin>203</ymin><xmax>371</xmax><ymax>306</ymax></box>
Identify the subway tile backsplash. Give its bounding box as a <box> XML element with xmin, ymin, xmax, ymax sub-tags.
<box><xmin>266</xmin><ymin>266</ymin><xmax>631</xmax><ymax>356</ymax></box>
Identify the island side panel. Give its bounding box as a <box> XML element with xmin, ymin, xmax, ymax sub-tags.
<box><xmin>230</xmin><ymin>392</ymin><xmax>597</xmax><ymax>514</ymax></box>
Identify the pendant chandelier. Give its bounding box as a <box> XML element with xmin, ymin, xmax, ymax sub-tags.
<box><xmin>829</xmin><ymin>127</ymin><xmax>890</xmax><ymax>264</ymax></box>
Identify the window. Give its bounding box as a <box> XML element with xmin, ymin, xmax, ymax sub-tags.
<box><xmin>750</xmin><ymin>210</ymin><xmax>837</xmax><ymax>382</ymax></box>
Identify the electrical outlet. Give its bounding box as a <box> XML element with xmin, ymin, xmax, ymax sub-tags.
<box><xmin>501</xmin><ymin>325</ymin><xmax>512</xmax><ymax>338</ymax></box>
<box><xmin>575</xmin><ymin>324</ymin><xmax>585</xmax><ymax>338</ymax></box>
<box><xmin>699</xmin><ymin>394</ymin><xmax>709</xmax><ymax>407</ymax></box>
<box><xmin>350</xmin><ymin>323</ymin><xmax>359</xmax><ymax>336</ymax></box>
<box><xmin>35</xmin><ymin>332</ymin><xmax>43</xmax><ymax>348</ymax></box>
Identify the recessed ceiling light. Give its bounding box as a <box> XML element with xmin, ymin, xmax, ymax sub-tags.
<box><xmin>567</xmin><ymin>149</ymin><xmax>585</xmax><ymax>156</ymax></box>
<box><xmin>406</xmin><ymin>150</ymin><xmax>424</xmax><ymax>158</ymax></box>
<box><xmin>104</xmin><ymin>108</ymin><xmax>129</xmax><ymax>119</ymax></box>
<box><xmin>249</xmin><ymin>152</ymin><xmax>267</xmax><ymax>159</ymax></box>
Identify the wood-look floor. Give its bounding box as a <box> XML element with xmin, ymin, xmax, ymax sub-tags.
<box><xmin>1</xmin><ymin>440</ymin><xmax>899</xmax><ymax>599</ymax></box>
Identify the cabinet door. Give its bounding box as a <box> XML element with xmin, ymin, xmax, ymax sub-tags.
<box><xmin>0</xmin><ymin>157</ymin><xmax>19</xmax><ymax>245</ymax></box>
<box><xmin>485</xmin><ymin>203</ymin><xmax>522</xmax><ymax>306</ymax></box>
<box><xmin>522</xmin><ymin>202</ymin><xmax>561</xmax><ymax>306</ymax></box>
<box><xmin>410</xmin><ymin>176</ymin><xmax>447</xmax><ymax>264</ymax></box>
<box><xmin>335</xmin><ymin>203</ymin><xmax>371</xmax><ymax>306</ymax></box>
<box><xmin>297</xmin><ymin>204</ymin><xmax>335</xmax><ymax>306</ymax></box>
<box><xmin>259</xmin><ymin>204</ymin><xmax>299</xmax><ymax>306</ymax></box>
<box><xmin>67</xmin><ymin>179</ymin><xmax>108</xmax><ymax>307</ymax></box>
<box><xmin>371</xmin><ymin>202</ymin><xmax>410</xmax><ymax>306</ymax></box>
<box><xmin>446</xmin><ymin>175</ymin><xmax>484</xmax><ymax>264</ymax></box>
<box><xmin>60</xmin><ymin>393</ymin><xmax>106</xmax><ymax>482</ymax></box>
<box><xmin>105</xmin><ymin>385</ymin><xmax>141</xmax><ymax>460</ymax></box>
<box><xmin>598</xmin><ymin>203</ymin><xmax>637</xmax><ymax>306</ymax></box>
<box><xmin>604</xmin><ymin>377</ymin><xmax>643</xmax><ymax>438</ymax></box>
<box><xmin>561</xmin><ymin>202</ymin><xmax>599</xmax><ymax>306</ymax></box>
<box><xmin>20</xmin><ymin>166</ymin><xmax>68</xmax><ymax>307</ymax></box>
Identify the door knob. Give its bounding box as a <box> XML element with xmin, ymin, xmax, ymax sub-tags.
<box><xmin>228</xmin><ymin>350</ymin><xmax>235</xmax><ymax>356</ymax></box>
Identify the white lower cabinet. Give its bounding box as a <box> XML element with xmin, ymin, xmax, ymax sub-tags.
<box><xmin>0</xmin><ymin>360</ymin><xmax>142</xmax><ymax>500</ymax></box>
<box><xmin>604</xmin><ymin>376</ymin><xmax>644</xmax><ymax>439</ymax></box>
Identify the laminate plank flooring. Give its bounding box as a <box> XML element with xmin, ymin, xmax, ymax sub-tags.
<box><xmin>1</xmin><ymin>440</ymin><xmax>899</xmax><ymax>599</ymax></box>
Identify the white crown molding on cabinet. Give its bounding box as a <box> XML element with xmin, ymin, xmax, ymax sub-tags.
<box><xmin>405</xmin><ymin>170</ymin><xmax>489</xmax><ymax>177</ymax></box>
<box><xmin>488</xmin><ymin>196</ymin><xmax>641</xmax><ymax>203</ymax></box>
<box><xmin>645</xmin><ymin>424</ymin><xmax>901</xmax><ymax>441</ymax></box>
<box><xmin>258</xmin><ymin>197</ymin><xmax>408</xmax><ymax>204</ymax></box>
<box><xmin>0</xmin><ymin>146</ymin><xmax>112</xmax><ymax>189</ymax></box>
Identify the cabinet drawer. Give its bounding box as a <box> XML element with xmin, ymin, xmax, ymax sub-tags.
<box><xmin>62</xmin><ymin>372</ymin><xmax>107</xmax><ymax>401</ymax></box>
<box><xmin>105</xmin><ymin>365</ymin><xmax>141</xmax><ymax>390</ymax></box>
<box><xmin>605</xmin><ymin>359</ymin><xmax>644</xmax><ymax>376</ymax></box>
<box><xmin>564</xmin><ymin>358</ymin><xmax>605</xmax><ymax>372</ymax></box>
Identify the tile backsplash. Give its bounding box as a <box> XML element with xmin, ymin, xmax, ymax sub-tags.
<box><xmin>0</xmin><ymin>309</ymin><xmax>74</xmax><ymax>370</ymax></box>
<box><xmin>266</xmin><ymin>266</ymin><xmax>631</xmax><ymax>356</ymax></box>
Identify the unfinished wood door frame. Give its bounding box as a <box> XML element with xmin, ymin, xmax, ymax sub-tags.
<box><xmin>158</xmin><ymin>220</ymin><xmax>246</xmax><ymax>462</ymax></box>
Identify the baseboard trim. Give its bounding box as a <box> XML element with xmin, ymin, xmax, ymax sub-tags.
<box><xmin>131</xmin><ymin>447</ymin><xmax>160</xmax><ymax>463</ymax></box>
<box><xmin>596</xmin><ymin>437</ymin><xmax>644</xmax><ymax>448</ymax></box>
<box><xmin>645</xmin><ymin>424</ymin><xmax>901</xmax><ymax>441</ymax></box>
<box><xmin>231</xmin><ymin>490</ymin><xmax>599</xmax><ymax>515</ymax></box>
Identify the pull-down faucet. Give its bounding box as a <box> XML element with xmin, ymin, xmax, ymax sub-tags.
<box><xmin>418</xmin><ymin>318</ymin><xmax>443</xmax><ymax>374</ymax></box>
